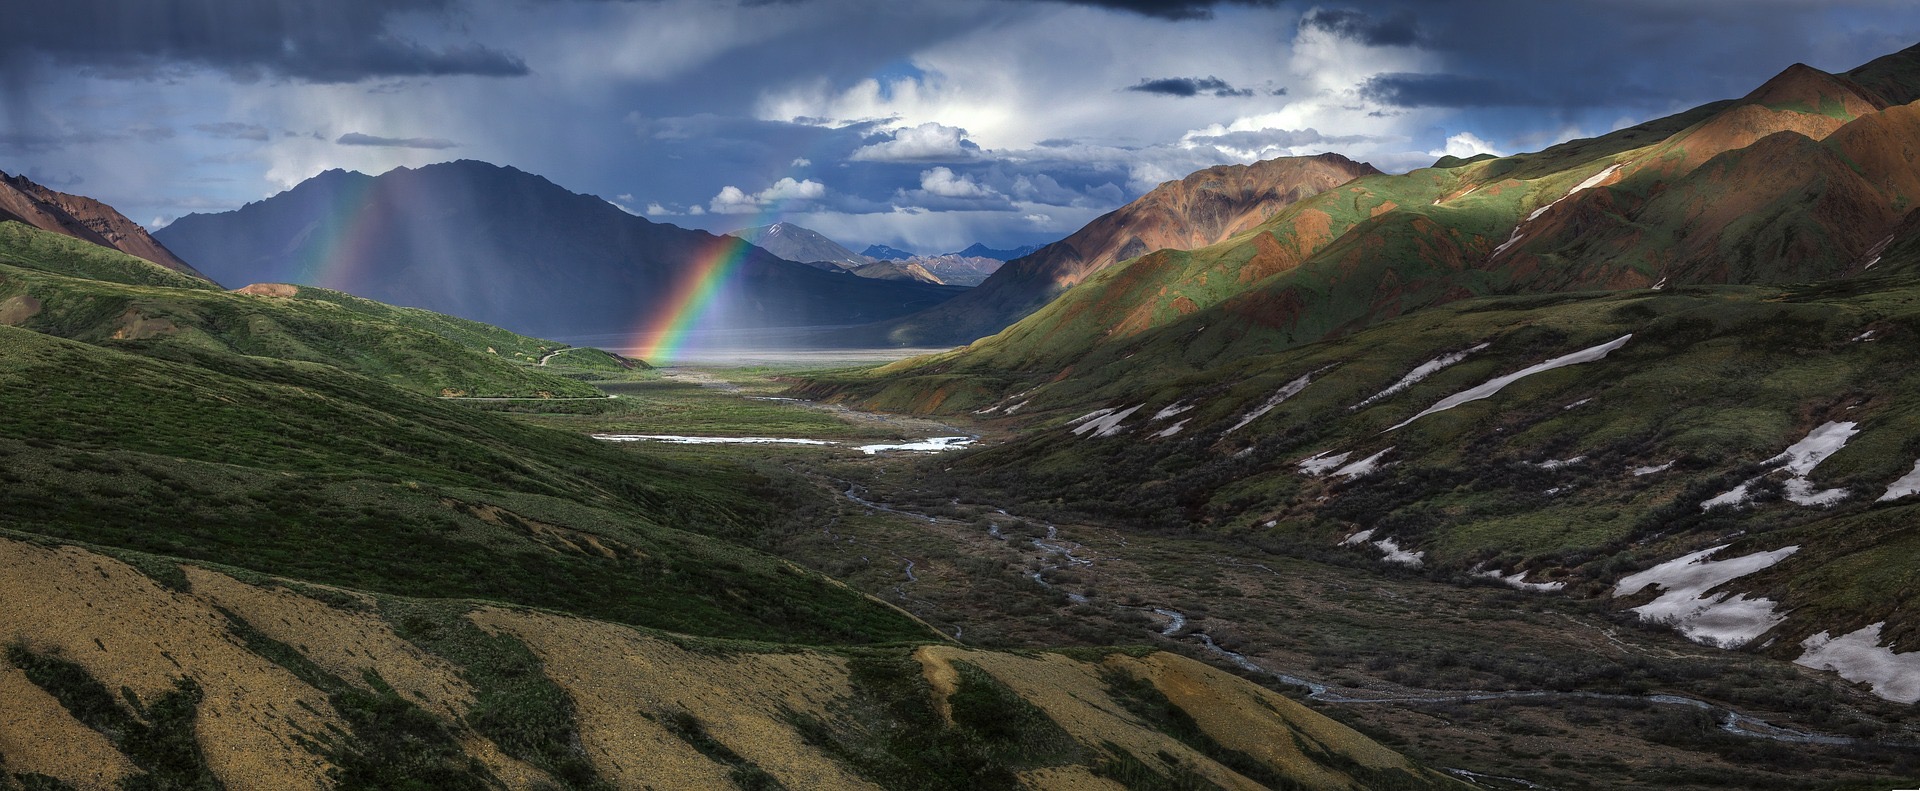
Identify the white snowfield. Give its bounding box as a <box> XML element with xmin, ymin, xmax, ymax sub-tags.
<box><xmin>1373</xmin><ymin>537</ymin><xmax>1424</xmax><ymax>567</ymax></box>
<box><xmin>1490</xmin><ymin>162</ymin><xmax>1623</xmax><ymax>258</ymax></box>
<box><xmin>1297</xmin><ymin>450</ymin><xmax>1353</xmax><ymax>476</ymax></box>
<box><xmin>1340</xmin><ymin>528</ymin><xmax>1376</xmax><ymax>546</ymax></box>
<box><xmin>594</xmin><ymin>434</ymin><xmax>833</xmax><ymax>446</ymax></box>
<box><xmin>1769</xmin><ymin>421</ymin><xmax>1860</xmax><ymax>477</ymax></box>
<box><xmin>856</xmin><ymin>437</ymin><xmax>976</xmax><ymax>454</ymax></box>
<box><xmin>1226</xmin><ymin>372</ymin><xmax>1317</xmax><ymax>433</ymax></box>
<box><xmin>1069</xmin><ymin>407</ymin><xmax>1116</xmax><ymax>426</ymax></box>
<box><xmin>1386</xmin><ymin>334</ymin><xmax>1633</xmax><ymax>432</ymax></box>
<box><xmin>1613</xmin><ymin>544</ymin><xmax>1799</xmax><ymax>648</ymax></box>
<box><xmin>1477</xmin><ymin>569</ymin><xmax>1566</xmax><ymax>592</ymax></box>
<box><xmin>1152</xmin><ymin>402</ymin><xmax>1193</xmax><ymax>421</ymax></box>
<box><xmin>1072</xmin><ymin>404</ymin><xmax>1143</xmax><ymax>438</ymax></box>
<box><xmin>1879</xmin><ymin>460</ymin><xmax>1920</xmax><ymax>501</ymax></box>
<box><xmin>1795</xmin><ymin>622</ymin><xmax>1920</xmax><ymax>704</ymax></box>
<box><xmin>1702</xmin><ymin>421</ymin><xmax>1859</xmax><ymax>510</ymax></box>
<box><xmin>1700</xmin><ymin>482</ymin><xmax>1754</xmax><ymax>510</ymax></box>
<box><xmin>1350</xmin><ymin>343</ymin><xmax>1490</xmax><ymax>411</ymax></box>
<box><xmin>1333</xmin><ymin>447</ymin><xmax>1394</xmax><ymax>480</ymax></box>
<box><xmin>1633</xmin><ymin>461</ymin><xmax>1676</xmax><ymax>476</ymax></box>
<box><xmin>1860</xmin><ymin>232</ymin><xmax>1895</xmax><ymax>272</ymax></box>
<box><xmin>1535</xmin><ymin>456</ymin><xmax>1585</xmax><ymax>470</ymax></box>
<box><xmin>1150</xmin><ymin>419</ymin><xmax>1189</xmax><ymax>439</ymax></box>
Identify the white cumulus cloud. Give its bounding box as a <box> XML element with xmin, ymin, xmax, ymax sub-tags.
<box><xmin>1428</xmin><ymin>132</ymin><xmax>1506</xmax><ymax>159</ymax></box>
<box><xmin>708</xmin><ymin>177</ymin><xmax>827</xmax><ymax>214</ymax></box>
<box><xmin>850</xmin><ymin>122</ymin><xmax>979</xmax><ymax>162</ymax></box>
<box><xmin>918</xmin><ymin>166</ymin><xmax>995</xmax><ymax>198</ymax></box>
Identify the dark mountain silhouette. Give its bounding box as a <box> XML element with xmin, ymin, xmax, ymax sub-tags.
<box><xmin>157</xmin><ymin>161</ymin><xmax>965</xmax><ymax>340</ymax></box>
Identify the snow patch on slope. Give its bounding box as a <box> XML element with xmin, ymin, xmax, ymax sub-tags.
<box><xmin>1490</xmin><ymin>163</ymin><xmax>1622</xmax><ymax>258</ymax></box>
<box><xmin>1795</xmin><ymin>623</ymin><xmax>1920</xmax><ymax>704</ymax></box>
<box><xmin>1534</xmin><ymin>456</ymin><xmax>1585</xmax><ymax>470</ymax></box>
<box><xmin>1613</xmin><ymin>545</ymin><xmax>1798</xmax><ymax>648</ymax></box>
<box><xmin>1878</xmin><ymin>460</ymin><xmax>1920</xmax><ymax>502</ymax></box>
<box><xmin>1351</xmin><ymin>343</ymin><xmax>1489</xmax><ymax>411</ymax></box>
<box><xmin>1226</xmin><ymin>372</ymin><xmax>1316</xmax><ymax>433</ymax></box>
<box><xmin>1373</xmin><ymin>537</ymin><xmax>1424</xmax><ymax>567</ymax></box>
<box><xmin>1386</xmin><ymin>335</ymin><xmax>1633</xmax><ymax>431</ymax></box>
<box><xmin>1702</xmin><ymin>422</ymin><xmax>1858</xmax><ymax>510</ymax></box>
<box><xmin>1152</xmin><ymin>402</ymin><xmax>1193</xmax><ymax>421</ymax></box>
<box><xmin>1151</xmin><ymin>419</ymin><xmax>1189</xmax><ymax>439</ymax></box>
<box><xmin>1073</xmin><ymin>404</ymin><xmax>1143</xmax><ymax>438</ymax></box>
<box><xmin>1298</xmin><ymin>451</ymin><xmax>1353</xmax><ymax>476</ymax></box>
<box><xmin>1478</xmin><ymin>570</ymin><xmax>1566</xmax><ymax>592</ymax></box>
<box><xmin>1333</xmin><ymin>447</ymin><xmax>1393</xmax><ymax>480</ymax></box>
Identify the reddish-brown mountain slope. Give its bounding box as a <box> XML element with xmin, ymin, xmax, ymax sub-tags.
<box><xmin>0</xmin><ymin>172</ymin><xmax>210</xmax><ymax>282</ymax></box>
<box><xmin>1476</xmin><ymin>61</ymin><xmax>1916</xmax><ymax>287</ymax></box>
<box><xmin>846</xmin><ymin>153</ymin><xmax>1381</xmax><ymax>347</ymax></box>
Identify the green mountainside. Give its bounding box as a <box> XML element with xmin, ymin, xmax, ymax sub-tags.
<box><xmin>856</xmin><ymin>63</ymin><xmax>1915</xmax><ymax>388</ymax></box>
<box><xmin>0</xmin><ymin>193</ymin><xmax>1461</xmax><ymax>790</ymax></box>
<box><xmin>0</xmin><ymin>220</ymin><xmax>620</xmax><ymax>398</ymax></box>
<box><xmin>793</xmin><ymin>52</ymin><xmax>1920</xmax><ymax>686</ymax></box>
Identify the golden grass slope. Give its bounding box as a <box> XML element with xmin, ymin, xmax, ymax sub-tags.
<box><xmin>472</xmin><ymin>608</ymin><xmax>881</xmax><ymax>791</ymax></box>
<box><xmin>0</xmin><ymin>534</ymin><xmax>1454</xmax><ymax>790</ymax></box>
<box><xmin>0</xmin><ymin>539</ymin><xmax>338</xmax><ymax>790</ymax></box>
<box><xmin>0</xmin><ymin>664</ymin><xmax>138</xmax><ymax>789</ymax></box>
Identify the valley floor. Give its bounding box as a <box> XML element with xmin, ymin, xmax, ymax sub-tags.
<box><xmin>562</xmin><ymin>363</ymin><xmax>1920</xmax><ymax>791</ymax></box>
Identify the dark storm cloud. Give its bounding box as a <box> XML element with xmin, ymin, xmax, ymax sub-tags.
<box><xmin>1360</xmin><ymin>73</ymin><xmax>1528</xmax><ymax>108</ymax></box>
<box><xmin>1346</xmin><ymin>0</ymin><xmax>1920</xmax><ymax>113</ymax></box>
<box><xmin>336</xmin><ymin>132</ymin><xmax>458</xmax><ymax>149</ymax></box>
<box><xmin>1033</xmin><ymin>0</ymin><xmax>1281</xmax><ymax>20</ymax></box>
<box><xmin>194</xmin><ymin>122</ymin><xmax>270</xmax><ymax>141</ymax></box>
<box><xmin>1</xmin><ymin>125</ymin><xmax>173</xmax><ymax>152</ymax></box>
<box><xmin>1125</xmin><ymin>76</ymin><xmax>1252</xmax><ymax>98</ymax></box>
<box><xmin>7</xmin><ymin>0</ymin><xmax>527</xmax><ymax>83</ymax></box>
<box><xmin>1298</xmin><ymin>7</ymin><xmax>1420</xmax><ymax>46</ymax></box>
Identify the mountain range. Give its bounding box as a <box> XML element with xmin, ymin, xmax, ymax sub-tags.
<box><xmin>728</xmin><ymin>221</ymin><xmax>952</xmax><ymax>285</ymax></box>
<box><xmin>862</xmin><ymin>243</ymin><xmax>916</xmax><ymax>260</ymax></box>
<box><xmin>156</xmin><ymin>161</ymin><xmax>966</xmax><ymax>341</ymax></box>
<box><xmin>839</xmin><ymin>152</ymin><xmax>1384</xmax><ymax>347</ymax></box>
<box><xmin>798</xmin><ymin>45</ymin><xmax>1920</xmax><ymax>704</ymax></box>
<box><xmin>0</xmin><ymin>176</ymin><xmax>1469</xmax><ymax>791</ymax></box>
<box><xmin>948</xmin><ymin>242</ymin><xmax>1042</xmax><ymax>261</ymax></box>
<box><xmin>728</xmin><ymin>221</ymin><xmax>869</xmax><ymax>271</ymax></box>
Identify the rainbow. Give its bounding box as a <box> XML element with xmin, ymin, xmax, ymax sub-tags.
<box><xmin>628</xmin><ymin>232</ymin><xmax>759</xmax><ymax>362</ymax></box>
<box><xmin>289</xmin><ymin>174</ymin><xmax>382</xmax><ymax>290</ymax></box>
<box><xmin>625</xmin><ymin>124</ymin><xmax>859</xmax><ymax>362</ymax></box>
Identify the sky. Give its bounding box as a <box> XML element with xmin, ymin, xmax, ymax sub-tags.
<box><xmin>4</xmin><ymin>0</ymin><xmax>1917</xmax><ymax>254</ymax></box>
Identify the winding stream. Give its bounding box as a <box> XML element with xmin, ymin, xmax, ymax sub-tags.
<box><xmin>793</xmin><ymin>393</ymin><xmax>1881</xmax><ymax>754</ymax></box>
<box><xmin>839</xmin><ymin>484</ymin><xmax>1872</xmax><ymax>748</ymax></box>
<box><xmin>1155</xmin><ymin>606</ymin><xmax>1861</xmax><ymax>746</ymax></box>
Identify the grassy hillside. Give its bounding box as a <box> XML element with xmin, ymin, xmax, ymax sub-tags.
<box><xmin>0</xmin><ymin>534</ymin><xmax>1463</xmax><ymax>790</ymax></box>
<box><xmin>0</xmin><ymin>220</ymin><xmax>217</xmax><ymax>291</ymax></box>
<box><xmin>808</xmin><ymin>273</ymin><xmax>1920</xmax><ymax>672</ymax></box>
<box><xmin>818</xmin><ymin>64</ymin><xmax>1917</xmax><ymax>401</ymax></box>
<box><xmin>0</xmin><ymin>220</ymin><xmax>614</xmax><ymax>398</ymax></box>
<box><xmin>0</xmin><ymin>325</ymin><xmax>936</xmax><ymax>646</ymax></box>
